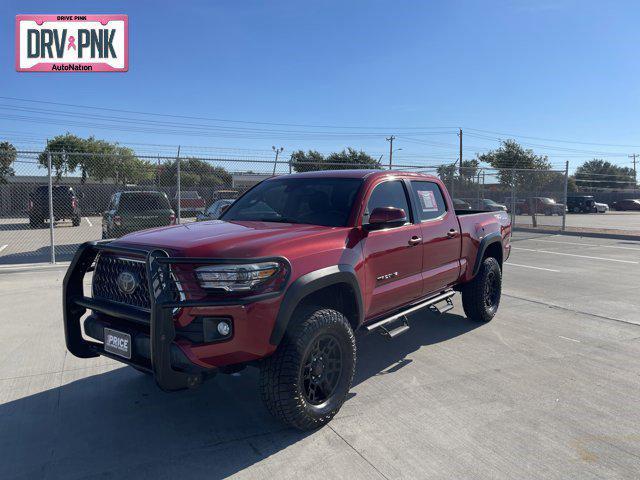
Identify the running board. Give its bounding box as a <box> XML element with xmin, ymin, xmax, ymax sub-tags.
<box><xmin>365</xmin><ymin>290</ymin><xmax>456</xmax><ymax>334</ymax></box>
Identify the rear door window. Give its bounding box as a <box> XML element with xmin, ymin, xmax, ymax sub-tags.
<box><xmin>409</xmin><ymin>181</ymin><xmax>447</xmax><ymax>221</ymax></box>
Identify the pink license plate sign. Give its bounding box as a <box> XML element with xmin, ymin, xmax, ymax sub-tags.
<box><xmin>16</xmin><ymin>14</ymin><xmax>128</xmax><ymax>72</ymax></box>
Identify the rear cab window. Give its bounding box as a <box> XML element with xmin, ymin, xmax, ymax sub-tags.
<box><xmin>118</xmin><ymin>193</ymin><xmax>171</xmax><ymax>211</ymax></box>
<box><xmin>409</xmin><ymin>181</ymin><xmax>447</xmax><ymax>221</ymax></box>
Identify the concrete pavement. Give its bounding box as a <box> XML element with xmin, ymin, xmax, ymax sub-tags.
<box><xmin>1</xmin><ymin>232</ymin><xmax>639</xmax><ymax>479</ymax></box>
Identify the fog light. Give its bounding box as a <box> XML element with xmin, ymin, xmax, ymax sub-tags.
<box><xmin>217</xmin><ymin>321</ymin><xmax>231</xmax><ymax>336</ymax></box>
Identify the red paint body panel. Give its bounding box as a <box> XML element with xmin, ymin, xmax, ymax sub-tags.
<box><xmin>106</xmin><ymin>170</ymin><xmax>510</xmax><ymax>369</ymax></box>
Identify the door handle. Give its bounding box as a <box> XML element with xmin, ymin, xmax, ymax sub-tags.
<box><xmin>408</xmin><ymin>236</ymin><xmax>422</xmax><ymax>246</ymax></box>
<box><xmin>447</xmin><ymin>229</ymin><xmax>458</xmax><ymax>238</ymax></box>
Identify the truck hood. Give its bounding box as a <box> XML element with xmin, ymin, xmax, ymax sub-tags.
<box><xmin>113</xmin><ymin>220</ymin><xmax>346</xmax><ymax>258</ymax></box>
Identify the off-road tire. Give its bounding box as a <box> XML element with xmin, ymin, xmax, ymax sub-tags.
<box><xmin>461</xmin><ymin>256</ymin><xmax>502</xmax><ymax>323</ymax></box>
<box><xmin>260</xmin><ymin>307</ymin><xmax>356</xmax><ymax>431</ymax></box>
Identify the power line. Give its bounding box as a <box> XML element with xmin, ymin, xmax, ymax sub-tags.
<box><xmin>0</xmin><ymin>96</ymin><xmax>457</xmax><ymax>131</ymax></box>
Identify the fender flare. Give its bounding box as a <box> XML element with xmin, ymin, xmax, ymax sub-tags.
<box><xmin>269</xmin><ymin>265</ymin><xmax>363</xmax><ymax>346</ymax></box>
<box><xmin>472</xmin><ymin>231</ymin><xmax>503</xmax><ymax>277</ymax></box>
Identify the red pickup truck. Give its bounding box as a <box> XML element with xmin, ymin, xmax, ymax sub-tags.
<box><xmin>63</xmin><ymin>170</ymin><xmax>511</xmax><ymax>430</ymax></box>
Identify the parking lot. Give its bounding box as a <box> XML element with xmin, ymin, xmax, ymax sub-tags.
<box><xmin>517</xmin><ymin>211</ymin><xmax>640</xmax><ymax>233</ymax></box>
<box><xmin>1</xmin><ymin>231</ymin><xmax>639</xmax><ymax>479</ymax></box>
<box><xmin>2</xmin><ymin>211</ymin><xmax>640</xmax><ymax>266</ymax></box>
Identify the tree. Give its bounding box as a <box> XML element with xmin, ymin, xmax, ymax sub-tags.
<box><xmin>459</xmin><ymin>159</ymin><xmax>479</xmax><ymax>183</ymax></box>
<box><xmin>573</xmin><ymin>159</ymin><xmax>636</xmax><ymax>189</ymax></box>
<box><xmin>290</xmin><ymin>150</ymin><xmax>325</xmax><ymax>173</ymax></box>
<box><xmin>158</xmin><ymin>157</ymin><xmax>232</xmax><ymax>188</ymax></box>
<box><xmin>477</xmin><ymin>140</ymin><xmax>553</xmax><ymax>189</ymax></box>
<box><xmin>290</xmin><ymin>148</ymin><xmax>381</xmax><ymax>173</ymax></box>
<box><xmin>0</xmin><ymin>141</ymin><xmax>16</xmax><ymax>183</ymax></box>
<box><xmin>436</xmin><ymin>164</ymin><xmax>456</xmax><ymax>184</ymax></box>
<box><xmin>38</xmin><ymin>134</ymin><xmax>86</xmax><ymax>179</ymax></box>
<box><xmin>39</xmin><ymin>134</ymin><xmax>154</xmax><ymax>184</ymax></box>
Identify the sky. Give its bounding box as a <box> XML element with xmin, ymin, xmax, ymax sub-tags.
<box><xmin>1</xmin><ymin>0</ymin><xmax>640</xmax><ymax>173</ymax></box>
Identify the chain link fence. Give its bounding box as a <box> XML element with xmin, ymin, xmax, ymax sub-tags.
<box><xmin>1</xmin><ymin>150</ymin><xmax>639</xmax><ymax>265</ymax></box>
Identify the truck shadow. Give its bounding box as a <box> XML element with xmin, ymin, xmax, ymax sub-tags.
<box><xmin>0</xmin><ymin>310</ymin><xmax>479</xmax><ymax>479</ymax></box>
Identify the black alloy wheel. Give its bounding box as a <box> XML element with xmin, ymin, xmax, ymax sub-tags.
<box><xmin>301</xmin><ymin>334</ymin><xmax>343</xmax><ymax>406</ymax></box>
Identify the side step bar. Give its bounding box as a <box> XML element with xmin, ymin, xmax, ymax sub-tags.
<box><xmin>365</xmin><ymin>290</ymin><xmax>456</xmax><ymax>337</ymax></box>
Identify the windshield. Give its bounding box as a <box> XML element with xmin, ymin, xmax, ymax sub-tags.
<box><xmin>221</xmin><ymin>177</ymin><xmax>363</xmax><ymax>227</ymax></box>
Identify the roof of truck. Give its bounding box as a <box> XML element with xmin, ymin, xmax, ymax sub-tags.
<box><xmin>275</xmin><ymin>169</ymin><xmax>439</xmax><ymax>181</ymax></box>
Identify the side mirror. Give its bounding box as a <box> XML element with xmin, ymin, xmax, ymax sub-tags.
<box><xmin>365</xmin><ymin>207</ymin><xmax>407</xmax><ymax>230</ymax></box>
<box><xmin>220</xmin><ymin>204</ymin><xmax>230</xmax><ymax>215</ymax></box>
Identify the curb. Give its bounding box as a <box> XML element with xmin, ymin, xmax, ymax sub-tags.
<box><xmin>0</xmin><ymin>262</ymin><xmax>70</xmax><ymax>274</ymax></box>
<box><xmin>514</xmin><ymin>227</ymin><xmax>640</xmax><ymax>242</ymax></box>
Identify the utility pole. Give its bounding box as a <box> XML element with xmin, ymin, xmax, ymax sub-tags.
<box><xmin>386</xmin><ymin>136</ymin><xmax>395</xmax><ymax>169</ymax></box>
<box><xmin>47</xmin><ymin>148</ymin><xmax>55</xmax><ymax>264</ymax></box>
<box><xmin>272</xmin><ymin>146</ymin><xmax>284</xmax><ymax>175</ymax></box>
<box><xmin>458</xmin><ymin>128</ymin><xmax>463</xmax><ymax>167</ymax></box>
<box><xmin>629</xmin><ymin>153</ymin><xmax>638</xmax><ymax>186</ymax></box>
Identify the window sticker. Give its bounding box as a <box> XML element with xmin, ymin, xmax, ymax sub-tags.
<box><xmin>417</xmin><ymin>190</ymin><xmax>438</xmax><ymax>212</ymax></box>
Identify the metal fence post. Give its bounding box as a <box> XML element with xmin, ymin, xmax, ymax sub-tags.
<box><xmin>176</xmin><ymin>145</ymin><xmax>181</xmax><ymax>224</ymax></box>
<box><xmin>510</xmin><ymin>168</ymin><xmax>516</xmax><ymax>227</ymax></box>
<box><xmin>562</xmin><ymin>160</ymin><xmax>569</xmax><ymax>232</ymax></box>
<box><xmin>450</xmin><ymin>162</ymin><xmax>456</xmax><ymax>199</ymax></box>
<box><xmin>47</xmin><ymin>150</ymin><xmax>56</xmax><ymax>264</ymax></box>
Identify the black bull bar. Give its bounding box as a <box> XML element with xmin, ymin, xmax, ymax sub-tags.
<box><xmin>64</xmin><ymin>241</ymin><xmax>289</xmax><ymax>390</ymax></box>
<box><xmin>63</xmin><ymin>241</ymin><xmax>208</xmax><ymax>391</ymax></box>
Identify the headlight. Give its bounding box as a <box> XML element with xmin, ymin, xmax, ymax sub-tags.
<box><xmin>195</xmin><ymin>262</ymin><xmax>281</xmax><ymax>291</ymax></box>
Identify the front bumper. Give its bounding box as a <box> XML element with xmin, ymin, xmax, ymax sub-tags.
<box><xmin>63</xmin><ymin>241</ymin><xmax>286</xmax><ymax>390</ymax></box>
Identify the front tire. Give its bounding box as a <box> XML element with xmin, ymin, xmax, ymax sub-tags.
<box><xmin>461</xmin><ymin>256</ymin><xmax>502</xmax><ymax>323</ymax></box>
<box><xmin>260</xmin><ymin>307</ymin><xmax>356</xmax><ymax>431</ymax></box>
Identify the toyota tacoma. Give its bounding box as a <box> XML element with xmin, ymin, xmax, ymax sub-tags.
<box><xmin>63</xmin><ymin>170</ymin><xmax>511</xmax><ymax>430</ymax></box>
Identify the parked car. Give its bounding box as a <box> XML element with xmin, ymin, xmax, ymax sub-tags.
<box><xmin>196</xmin><ymin>199</ymin><xmax>235</xmax><ymax>221</ymax></box>
<box><xmin>612</xmin><ymin>199</ymin><xmax>640</xmax><ymax>211</ymax></box>
<box><xmin>453</xmin><ymin>198</ymin><xmax>472</xmax><ymax>210</ymax></box>
<box><xmin>478</xmin><ymin>199</ymin><xmax>508</xmax><ymax>212</ymax></box>
<box><xmin>102</xmin><ymin>191</ymin><xmax>176</xmax><ymax>239</ymax></box>
<box><xmin>517</xmin><ymin>197</ymin><xmax>565</xmax><ymax>215</ymax></box>
<box><xmin>594</xmin><ymin>202</ymin><xmax>609</xmax><ymax>213</ymax></box>
<box><xmin>212</xmin><ymin>189</ymin><xmax>239</xmax><ymax>201</ymax></box>
<box><xmin>64</xmin><ymin>170</ymin><xmax>511</xmax><ymax>430</ymax></box>
<box><xmin>28</xmin><ymin>185</ymin><xmax>81</xmax><ymax>228</ymax></box>
<box><xmin>459</xmin><ymin>198</ymin><xmax>507</xmax><ymax>212</ymax></box>
<box><xmin>567</xmin><ymin>195</ymin><xmax>596</xmax><ymax>213</ymax></box>
<box><xmin>174</xmin><ymin>190</ymin><xmax>206</xmax><ymax>215</ymax></box>
<box><xmin>501</xmin><ymin>198</ymin><xmax>523</xmax><ymax>214</ymax></box>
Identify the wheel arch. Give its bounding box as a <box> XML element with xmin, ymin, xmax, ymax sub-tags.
<box><xmin>269</xmin><ymin>265</ymin><xmax>363</xmax><ymax>346</ymax></box>
<box><xmin>472</xmin><ymin>232</ymin><xmax>503</xmax><ymax>277</ymax></box>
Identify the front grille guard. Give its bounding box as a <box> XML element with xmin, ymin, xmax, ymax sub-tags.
<box><xmin>63</xmin><ymin>241</ymin><xmax>289</xmax><ymax>391</ymax></box>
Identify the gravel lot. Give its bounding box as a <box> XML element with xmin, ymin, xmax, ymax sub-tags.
<box><xmin>1</xmin><ymin>232</ymin><xmax>639</xmax><ymax>479</ymax></box>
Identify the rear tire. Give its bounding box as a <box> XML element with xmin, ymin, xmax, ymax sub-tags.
<box><xmin>260</xmin><ymin>307</ymin><xmax>356</xmax><ymax>431</ymax></box>
<box><xmin>461</xmin><ymin>256</ymin><xmax>502</xmax><ymax>323</ymax></box>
